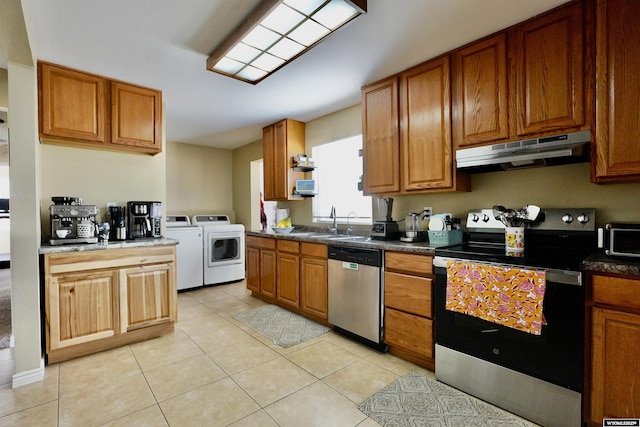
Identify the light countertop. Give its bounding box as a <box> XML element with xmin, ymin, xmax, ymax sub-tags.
<box><xmin>39</xmin><ymin>238</ymin><xmax>178</xmax><ymax>254</ymax></box>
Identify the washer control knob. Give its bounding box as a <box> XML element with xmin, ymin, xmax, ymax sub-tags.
<box><xmin>482</xmin><ymin>214</ymin><xmax>490</xmax><ymax>223</ymax></box>
<box><xmin>562</xmin><ymin>213</ymin><xmax>574</xmax><ymax>224</ymax></box>
<box><xmin>471</xmin><ymin>214</ymin><xmax>479</xmax><ymax>222</ymax></box>
<box><xmin>577</xmin><ymin>213</ymin><xmax>590</xmax><ymax>224</ymax></box>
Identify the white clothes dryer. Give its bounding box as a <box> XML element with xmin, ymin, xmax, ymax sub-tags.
<box><xmin>191</xmin><ymin>215</ymin><xmax>245</xmax><ymax>285</ymax></box>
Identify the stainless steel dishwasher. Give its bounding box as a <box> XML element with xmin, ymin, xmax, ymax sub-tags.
<box><xmin>328</xmin><ymin>245</ymin><xmax>386</xmax><ymax>351</ymax></box>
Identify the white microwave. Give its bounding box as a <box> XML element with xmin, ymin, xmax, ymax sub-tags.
<box><xmin>295</xmin><ymin>179</ymin><xmax>316</xmax><ymax>195</ymax></box>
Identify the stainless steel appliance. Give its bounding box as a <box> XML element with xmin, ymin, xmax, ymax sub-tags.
<box><xmin>434</xmin><ymin>207</ymin><xmax>596</xmax><ymax>427</ymax></box>
<box><xmin>328</xmin><ymin>245</ymin><xmax>386</xmax><ymax>351</ymax></box>
<box><xmin>107</xmin><ymin>206</ymin><xmax>127</xmax><ymax>241</ymax></box>
<box><xmin>127</xmin><ymin>201</ymin><xmax>162</xmax><ymax>239</ymax></box>
<box><xmin>598</xmin><ymin>222</ymin><xmax>640</xmax><ymax>259</ymax></box>
<box><xmin>371</xmin><ymin>197</ymin><xmax>400</xmax><ymax>240</ymax></box>
<box><xmin>456</xmin><ymin>129</ymin><xmax>591</xmax><ymax>172</ymax></box>
<box><xmin>400</xmin><ymin>211</ymin><xmax>427</xmax><ymax>242</ymax></box>
<box><xmin>49</xmin><ymin>196</ymin><xmax>98</xmax><ymax>245</ymax></box>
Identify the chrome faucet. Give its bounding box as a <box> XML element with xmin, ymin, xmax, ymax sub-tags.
<box><xmin>329</xmin><ymin>206</ymin><xmax>338</xmax><ymax>234</ymax></box>
<box><xmin>346</xmin><ymin>212</ymin><xmax>358</xmax><ymax>235</ymax></box>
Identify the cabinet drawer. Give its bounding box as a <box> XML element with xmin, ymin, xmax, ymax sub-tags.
<box><xmin>593</xmin><ymin>275</ymin><xmax>640</xmax><ymax>311</ymax></box>
<box><xmin>277</xmin><ymin>239</ymin><xmax>299</xmax><ymax>253</ymax></box>
<box><xmin>384</xmin><ymin>271</ymin><xmax>432</xmax><ymax>317</ymax></box>
<box><xmin>246</xmin><ymin>235</ymin><xmax>276</xmax><ymax>250</ymax></box>
<box><xmin>385</xmin><ymin>252</ymin><xmax>432</xmax><ymax>276</ymax></box>
<box><xmin>301</xmin><ymin>242</ymin><xmax>327</xmax><ymax>258</ymax></box>
<box><xmin>384</xmin><ymin>307</ymin><xmax>432</xmax><ymax>358</ymax></box>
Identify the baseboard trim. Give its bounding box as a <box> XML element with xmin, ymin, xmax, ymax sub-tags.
<box><xmin>12</xmin><ymin>358</ymin><xmax>45</xmax><ymax>388</ymax></box>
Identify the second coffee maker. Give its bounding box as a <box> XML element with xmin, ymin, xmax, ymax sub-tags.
<box><xmin>127</xmin><ymin>201</ymin><xmax>163</xmax><ymax>239</ymax></box>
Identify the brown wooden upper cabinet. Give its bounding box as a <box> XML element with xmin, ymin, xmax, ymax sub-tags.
<box><xmin>362</xmin><ymin>58</ymin><xmax>469</xmax><ymax>195</ymax></box>
<box><xmin>38</xmin><ymin>61</ymin><xmax>163</xmax><ymax>155</ymax></box>
<box><xmin>452</xmin><ymin>1</ymin><xmax>588</xmax><ymax>149</ymax></box>
<box><xmin>400</xmin><ymin>56</ymin><xmax>463</xmax><ymax>192</ymax></box>
<box><xmin>593</xmin><ymin>0</ymin><xmax>640</xmax><ymax>182</ymax></box>
<box><xmin>452</xmin><ymin>34</ymin><xmax>509</xmax><ymax>147</ymax></box>
<box><xmin>362</xmin><ymin>77</ymin><xmax>401</xmax><ymax>195</ymax></box>
<box><xmin>263</xmin><ymin>118</ymin><xmax>306</xmax><ymax>201</ymax></box>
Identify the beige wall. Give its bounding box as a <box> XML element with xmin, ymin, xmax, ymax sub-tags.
<box><xmin>165</xmin><ymin>141</ymin><xmax>234</xmax><ymax>220</ymax></box>
<box><xmin>233</xmin><ymin>104</ymin><xmax>640</xmax><ymax>230</ymax></box>
<box><xmin>232</xmin><ymin>139</ymin><xmax>262</xmax><ymax>228</ymax></box>
<box><xmin>40</xmin><ymin>143</ymin><xmax>166</xmax><ymax>236</ymax></box>
<box><xmin>0</xmin><ymin>68</ymin><xmax>7</xmax><ymax>106</ymax></box>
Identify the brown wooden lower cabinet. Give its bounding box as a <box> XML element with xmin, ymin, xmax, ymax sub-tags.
<box><xmin>43</xmin><ymin>245</ymin><xmax>177</xmax><ymax>364</ymax></box>
<box><xmin>246</xmin><ymin>235</ymin><xmax>328</xmax><ymax>324</ymax></box>
<box><xmin>383</xmin><ymin>251</ymin><xmax>434</xmax><ymax>369</ymax></box>
<box><xmin>586</xmin><ymin>272</ymin><xmax>640</xmax><ymax>425</ymax></box>
<box><xmin>245</xmin><ymin>236</ymin><xmax>277</xmax><ymax>300</ymax></box>
<box><xmin>300</xmin><ymin>243</ymin><xmax>328</xmax><ymax>320</ymax></box>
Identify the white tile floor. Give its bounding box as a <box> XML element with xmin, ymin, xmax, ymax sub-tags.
<box><xmin>0</xmin><ymin>281</ymin><xmax>436</xmax><ymax>426</ymax></box>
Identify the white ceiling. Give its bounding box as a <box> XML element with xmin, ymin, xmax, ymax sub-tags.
<box><xmin>18</xmin><ymin>0</ymin><xmax>569</xmax><ymax>150</ymax></box>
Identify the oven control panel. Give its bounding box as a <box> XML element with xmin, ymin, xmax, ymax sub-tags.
<box><xmin>466</xmin><ymin>208</ymin><xmax>596</xmax><ymax>232</ymax></box>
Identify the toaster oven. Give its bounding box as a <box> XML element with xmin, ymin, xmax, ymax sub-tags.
<box><xmin>598</xmin><ymin>223</ymin><xmax>640</xmax><ymax>259</ymax></box>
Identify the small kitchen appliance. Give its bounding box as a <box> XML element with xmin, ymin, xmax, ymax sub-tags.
<box><xmin>107</xmin><ymin>206</ymin><xmax>127</xmax><ymax>241</ymax></box>
<box><xmin>400</xmin><ymin>211</ymin><xmax>428</xmax><ymax>242</ymax></box>
<box><xmin>126</xmin><ymin>201</ymin><xmax>162</xmax><ymax>239</ymax></box>
<box><xmin>598</xmin><ymin>222</ymin><xmax>640</xmax><ymax>259</ymax></box>
<box><xmin>49</xmin><ymin>196</ymin><xmax>98</xmax><ymax>245</ymax></box>
<box><xmin>434</xmin><ymin>207</ymin><xmax>597</xmax><ymax>427</ymax></box>
<box><xmin>371</xmin><ymin>197</ymin><xmax>400</xmax><ymax>240</ymax></box>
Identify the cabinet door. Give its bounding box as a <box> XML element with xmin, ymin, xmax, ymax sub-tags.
<box><xmin>277</xmin><ymin>252</ymin><xmax>300</xmax><ymax>309</ymax></box>
<box><xmin>47</xmin><ymin>270</ymin><xmax>119</xmax><ymax>350</ymax></box>
<box><xmin>362</xmin><ymin>77</ymin><xmax>401</xmax><ymax>194</ymax></box>
<box><xmin>39</xmin><ymin>62</ymin><xmax>107</xmax><ymax>143</ymax></box>
<box><xmin>273</xmin><ymin>120</ymin><xmax>290</xmax><ymax>200</ymax></box>
<box><xmin>301</xmin><ymin>256</ymin><xmax>328</xmax><ymax>320</ymax></box>
<box><xmin>384</xmin><ymin>307</ymin><xmax>433</xmax><ymax>358</ymax></box>
<box><xmin>452</xmin><ymin>34</ymin><xmax>509</xmax><ymax>147</ymax></box>
<box><xmin>120</xmin><ymin>263</ymin><xmax>176</xmax><ymax>331</ymax></box>
<box><xmin>246</xmin><ymin>246</ymin><xmax>260</xmax><ymax>293</ymax></box>
<box><xmin>111</xmin><ymin>81</ymin><xmax>162</xmax><ymax>153</ymax></box>
<box><xmin>263</xmin><ymin>125</ymin><xmax>276</xmax><ymax>201</ymax></box>
<box><xmin>263</xmin><ymin>119</ymin><xmax>306</xmax><ymax>201</ymax></box>
<box><xmin>512</xmin><ymin>2</ymin><xmax>584</xmax><ymax>136</ymax></box>
<box><xmin>400</xmin><ymin>57</ymin><xmax>453</xmax><ymax>191</ymax></box>
<box><xmin>260</xmin><ymin>249</ymin><xmax>277</xmax><ymax>299</ymax></box>
<box><xmin>594</xmin><ymin>0</ymin><xmax>640</xmax><ymax>181</ymax></box>
<box><xmin>591</xmin><ymin>307</ymin><xmax>640</xmax><ymax>421</ymax></box>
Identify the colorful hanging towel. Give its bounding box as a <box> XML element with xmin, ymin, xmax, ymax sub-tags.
<box><xmin>445</xmin><ymin>260</ymin><xmax>546</xmax><ymax>335</ymax></box>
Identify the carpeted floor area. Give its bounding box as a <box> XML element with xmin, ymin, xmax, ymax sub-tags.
<box><xmin>0</xmin><ymin>268</ymin><xmax>11</xmax><ymax>350</ymax></box>
<box><xmin>233</xmin><ymin>304</ymin><xmax>330</xmax><ymax>348</ymax></box>
<box><xmin>358</xmin><ymin>372</ymin><xmax>537</xmax><ymax>427</ymax></box>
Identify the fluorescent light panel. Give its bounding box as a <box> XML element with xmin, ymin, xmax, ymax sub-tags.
<box><xmin>207</xmin><ymin>0</ymin><xmax>366</xmax><ymax>84</ymax></box>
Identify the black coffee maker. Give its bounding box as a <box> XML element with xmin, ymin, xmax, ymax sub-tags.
<box><xmin>108</xmin><ymin>206</ymin><xmax>127</xmax><ymax>241</ymax></box>
<box><xmin>127</xmin><ymin>201</ymin><xmax>162</xmax><ymax>239</ymax></box>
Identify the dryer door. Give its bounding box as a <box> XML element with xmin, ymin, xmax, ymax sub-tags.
<box><xmin>206</xmin><ymin>231</ymin><xmax>244</xmax><ymax>268</ymax></box>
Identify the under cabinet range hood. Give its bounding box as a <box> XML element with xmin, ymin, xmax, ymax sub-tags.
<box><xmin>456</xmin><ymin>130</ymin><xmax>591</xmax><ymax>172</ymax></box>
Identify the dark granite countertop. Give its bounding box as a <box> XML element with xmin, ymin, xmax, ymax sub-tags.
<box><xmin>39</xmin><ymin>238</ymin><xmax>178</xmax><ymax>254</ymax></box>
<box><xmin>583</xmin><ymin>251</ymin><xmax>640</xmax><ymax>277</ymax></box>
<box><xmin>246</xmin><ymin>229</ymin><xmax>446</xmax><ymax>255</ymax></box>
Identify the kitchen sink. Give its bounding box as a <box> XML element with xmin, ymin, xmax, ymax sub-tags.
<box><xmin>326</xmin><ymin>235</ymin><xmax>370</xmax><ymax>241</ymax></box>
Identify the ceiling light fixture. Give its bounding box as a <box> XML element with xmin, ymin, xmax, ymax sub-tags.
<box><xmin>206</xmin><ymin>0</ymin><xmax>367</xmax><ymax>84</ymax></box>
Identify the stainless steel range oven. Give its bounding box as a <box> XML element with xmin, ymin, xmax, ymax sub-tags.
<box><xmin>434</xmin><ymin>208</ymin><xmax>596</xmax><ymax>427</ymax></box>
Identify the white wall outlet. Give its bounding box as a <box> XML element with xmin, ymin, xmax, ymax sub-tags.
<box><xmin>106</xmin><ymin>202</ymin><xmax>116</xmax><ymax>208</ymax></box>
<box><xmin>423</xmin><ymin>207</ymin><xmax>432</xmax><ymax>219</ymax></box>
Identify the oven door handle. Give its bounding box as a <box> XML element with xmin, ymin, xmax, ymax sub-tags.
<box><xmin>433</xmin><ymin>256</ymin><xmax>581</xmax><ymax>286</ymax></box>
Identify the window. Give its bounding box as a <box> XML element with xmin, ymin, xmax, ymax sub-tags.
<box><xmin>311</xmin><ymin>135</ymin><xmax>371</xmax><ymax>225</ymax></box>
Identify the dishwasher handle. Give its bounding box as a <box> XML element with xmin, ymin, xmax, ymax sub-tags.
<box><xmin>328</xmin><ymin>245</ymin><xmax>381</xmax><ymax>267</ymax></box>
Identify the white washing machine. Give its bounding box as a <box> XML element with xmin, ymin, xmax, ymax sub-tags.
<box><xmin>166</xmin><ymin>215</ymin><xmax>204</xmax><ymax>291</ymax></box>
<box><xmin>191</xmin><ymin>215</ymin><xmax>245</xmax><ymax>285</ymax></box>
